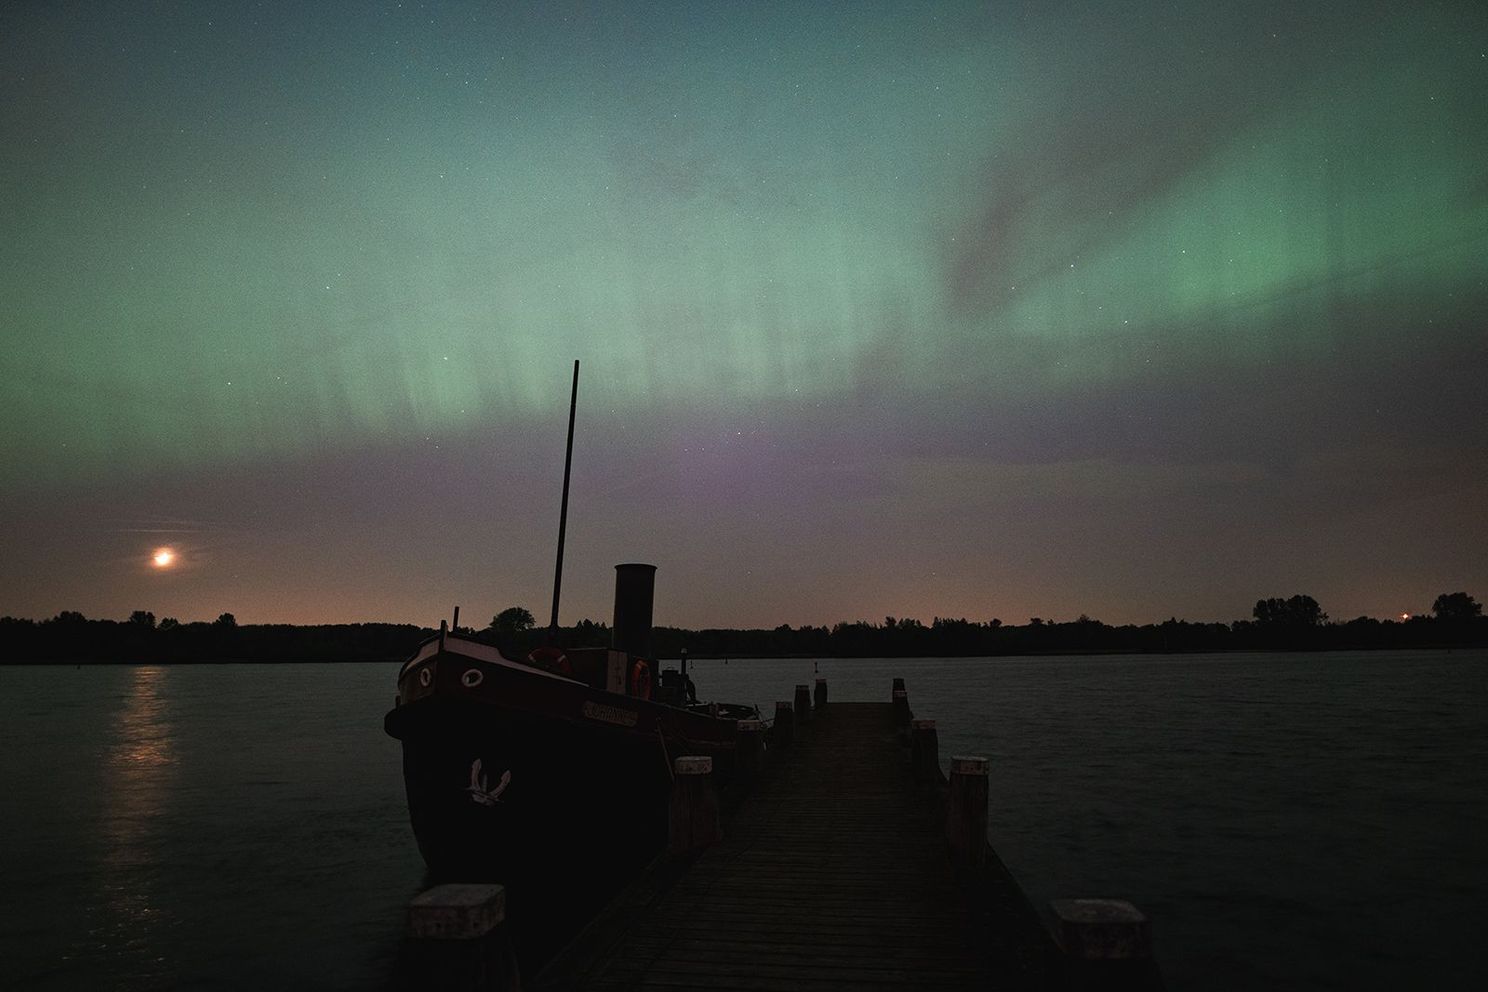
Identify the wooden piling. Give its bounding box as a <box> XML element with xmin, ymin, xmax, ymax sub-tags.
<box><xmin>813</xmin><ymin>677</ymin><xmax>827</xmax><ymax>711</ymax></box>
<box><xmin>668</xmin><ymin>755</ymin><xmax>722</xmax><ymax>855</ymax></box>
<box><xmin>736</xmin><ymin>719</ymin><xmax>764</xmax><ymax>782</ymax></box>
<box><xmin>892</xmin><ymin>688</ymin><xmax>911</xmax><ymax>729</ymax></box>
<box><xmin>891</xmin><ymin>676</ymin><xmax>905</xmax><ymax>696</ymax></box>
<box><xmin>773</xmin><ymin>701</ymin><xmax>794</xmax><ymax>748</ymax></box>
<box><xmin>946</xmin><ymin>755</ymin><xmax>989</xmax><ymax>868</ymax></box>
<box><xmin>793</xmin><ymin>683</ymin><xmax>812</xmax><ymax>726</ymax></box>
<box><xmin>910</xmin><ymin>718</ymin><xmax>940</xmax><ymax>785</ymax></box>
<box><xmin>401</xmin><ymin>883</ymin><xmax>519</xmax><ymax>992</ymax></box>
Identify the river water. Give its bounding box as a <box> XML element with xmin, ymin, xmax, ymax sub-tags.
<box><xmin>1</xmin><ymin>651</ymin><xmax>1482</xmax><ymax>989</ymax></box>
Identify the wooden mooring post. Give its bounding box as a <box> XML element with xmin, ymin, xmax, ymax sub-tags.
<box><xmin>892</xmin><ymin>687</ymin><xmax>911</xmax><ymax>729</ymax></box>
<box><xmin>793</xmin><ymin>683</ymin><xmax>812</xmax><ymax>728</ymax></box>
<box><xmin>400</xmin><ymin>883</ymin><xmax>519</xmax><ymax>992</ymax></box>
<box><xmin>668</xmin><ymin>755</ymin><xmax>722</xmax><ymax>855</ymax></box>
<box><xmin>946</xmin><ymin>754</ymin><xmax>989</xmax><ymax>868</ymax></box>
<box><xmin>813</xmin><ymin>676</ymin><xmax>827</xmax><ymax>710</ymax></box>
<box><xmin>736</xmin><ymin>719</ymin><xmax>764</xmax><ymax>783</ymax></box>
<box><xmin>910</xmin><ymin>718</ymin><xmax>939</xmax><ymax>785</ymax></box>
<box><xmin>772</xmin><ymin>700</ymin><xmax>794</xmax><ymax>747</ymax></box>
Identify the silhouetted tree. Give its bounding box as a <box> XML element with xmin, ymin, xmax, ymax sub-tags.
<box><xmin>214</xmin><ymin>612</ymin><xmax>237</xmax><ymax>628</ymax></box>
<box><xmin>572</xmin><ymin>618</ymin><xmax>608</xmax><ymax>641</ymax></box>
<box><xmin>1432</xmin><ymin>592</ymin><xmax>1482</xmax><ymax>621</ymax></box>
<box><xmin>128</xmin><ymin>610</ymin><xmax>156</xmax><ymax>629</ymax></box>
<box><xmin>1253</xmin><ymin>595</ymin><xmax>1326</xmax><ymax>626</ymax></box>
<box><xmin>490</xmin><ymin>607</ymin><xmax>536</xmax><ymax>636</ymax></box>
<box><xmin>159</xmin><ymin>617</ymin><xmax>180</xmax><ymax>630</ymax></box>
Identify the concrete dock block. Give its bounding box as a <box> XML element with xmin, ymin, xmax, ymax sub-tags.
<box><xmin>1049</xmin><ymin>898</ymin><xmax>1152</xmax><ymax>960</ymax></box>
<box><xmin>401</xmin><ymin>884</ymin><xmax>518</xmax><ymax>991</ymax></box>
<box><xmin>408</xmin><ymin>883</ymin><xmax>506</xmax><ymax>941</ymax></box>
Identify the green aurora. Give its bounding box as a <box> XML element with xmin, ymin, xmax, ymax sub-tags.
<box><xmin>5</xmin><ymin>4</ymin><xmax>1483</xmax><ymax>482</ymax></box>
<box><xmin>1</xmin><ymin>1</ymin><xmax>1485</xmax><ymax>626</ymax></box>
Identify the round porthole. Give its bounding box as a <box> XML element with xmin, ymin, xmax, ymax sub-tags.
<box><xmin>418</xmin><ymin>667</ymin><xmax>432</xmax><ymax>687</ymax></box>
<box><xmin>461</xmin><ymin>668</ymin><xmax>484</xmax><ymax>688</ymax></box>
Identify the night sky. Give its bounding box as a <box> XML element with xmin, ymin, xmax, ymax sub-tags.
<box><xmin>3</xmin><ymin>1</ymin><xmax>1485</xmax><ymax>629</ymax></box>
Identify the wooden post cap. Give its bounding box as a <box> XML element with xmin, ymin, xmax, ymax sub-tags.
<box><xmin>912</xmin><ymin>719</ymin><xmax>936</xmax><ymax>730</ymax></box>
<box><xmin>407</xmin><ymin>884</ymin><xmax>506</xmax><ymax>940</ymax></box>
<box><xmin>794</xmin><ymin>683</ymin><xmax>808</xmax><ymax>691</ymax></box>
<box><xmin>737</xmin><ymin>719</ymin><xmax>763</xmax><ymax>730</ymax></box>
<box><xmin>949</xmin><ymin>755</ymin><xmax>988</xmax><ymax>775</ymax></box>
<box><xmin>815</xmin><ymin>677</ymin><xmax>826</xmax><ymax>684</ymax></box>
<box><xmin>674</xmin><ymin>755</ymin><xmax>713</xmax><ymax>775</ymax></box>
<box><xmin>1049</xmin><ymin>899</ymin><xmax>1152</xmax><ymax>960</ymax></box>
<box><xmin>892</xmin><ymin>689</ymin><xmax>907</xmax><ymax>699</ymax></box>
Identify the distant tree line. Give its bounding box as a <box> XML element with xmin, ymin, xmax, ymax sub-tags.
<box><xmin>0</xmin><ymin>611</ymin><xmax>431</xmax><ymax>663</ymax></box>
<box><xmin>645</xmin><ymin>591</ymin><xmax>1484</xmax><ymax>658</ymax></box>
<box><xmin>1</xmin><ymin>591</ymin><xmax>1482</xmax><ymax>663</ymax></box>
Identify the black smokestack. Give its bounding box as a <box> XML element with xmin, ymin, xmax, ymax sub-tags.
<box><xmin>612</xmin><ymin>563</ymin><xmax>656</xmax><ymax>658</ymax></box>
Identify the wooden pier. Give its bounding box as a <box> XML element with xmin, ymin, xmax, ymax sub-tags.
<box><xmin>531</xmin><ymin>687</ymin><xmax>1157</xmax><ymax>991</ymax></box>
<box><xmin>404</xmin><ymin>681</ymin><xmax>1160</xmax><ymax>991</ymax></box>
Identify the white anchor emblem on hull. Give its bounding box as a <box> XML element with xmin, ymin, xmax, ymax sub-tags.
<box><xmin>467</xmin><ymin>758</ymin><xmax>511</xmax><ymax>806</ymax></box>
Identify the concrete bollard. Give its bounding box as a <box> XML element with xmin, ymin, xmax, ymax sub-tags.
<box><xmin>945</xmin><ymin>755</ymin><xmax>989</xmax><ymax>868</ymax></box>
<box><xmin>773</xmin><ymin>701</ymin><xmax>795</xmax><ymax>748</ymax></box>
<box><xmin>794</xmin><ymin>684</ymin><xmax>812</xmax><ymax>726</ymax></box>
<box><xmin>892</xmin><ymin>688</ymin><xmax>911</xmax><ymax>729</ymax></box>
<box><xmin>400</xmin><ymin>883</ymin><xmax>519</xmax><ymax>991</ymax></box>
<box><xmin>813</xmin><ymin>677</ymin><xmax>827</xmax><ymax>711</ymax></box>
<box><xmin>1049</xmin><ymin>898</ymin><xmax>1158</xmax><ymax>989</ymax></box>
<box><xmin>668</xmin><ymin>755</ymin><xmax>722</xmax><ymax>855</ymax></box>
<box><xmin>911</xmin><ymin>719</ymin><xmax>940</xmax><ymax>785</ymax></box>
<box><xmin>736</xmin><ymin>719</ymin><xmax>765</xmax><ymax>782</ymax></box>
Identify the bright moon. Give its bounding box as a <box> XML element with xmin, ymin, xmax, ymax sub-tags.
<box><xmin>152</xmin><ymin>548</ymin><xmax>175</xmax><ymax>568</ymax></box>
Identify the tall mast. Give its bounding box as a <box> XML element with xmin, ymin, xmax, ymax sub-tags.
<box><xmin>548</xmin><ymin>360</ymin><xmax>580</xmax><ymax>635</ymax></box>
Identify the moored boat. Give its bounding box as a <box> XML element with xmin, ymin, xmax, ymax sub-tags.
<box><xmin>384</xmin><ymin>362</ymin><xmax>755</xmax><ymax>964</ymax></box>
<box><xmin>384</xmin><ymin>564</ymin><xmax>745</xmax><ymax>962</ymax></box>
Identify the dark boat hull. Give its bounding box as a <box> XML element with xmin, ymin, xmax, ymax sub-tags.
<box><xmin>384</xmin><ymin>635</ymin><xmax>737</xmax><ymax>962</ymax></box>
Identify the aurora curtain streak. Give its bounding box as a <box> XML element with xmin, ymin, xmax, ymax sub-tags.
<box><xmin>3</xmin><ymin>3</ymin><xmax>1483</xmax><ymax>483</ymax></box>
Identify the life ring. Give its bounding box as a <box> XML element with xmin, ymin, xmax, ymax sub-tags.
<box><xmin>527</xmin><ymin>645</ymin><xmax>572</xmax><ymax>677</ymax></box>
<box><xmin>630</xmin><ymin>659</ymin><xmax>651</xmax><ymax>700</ymax></box>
